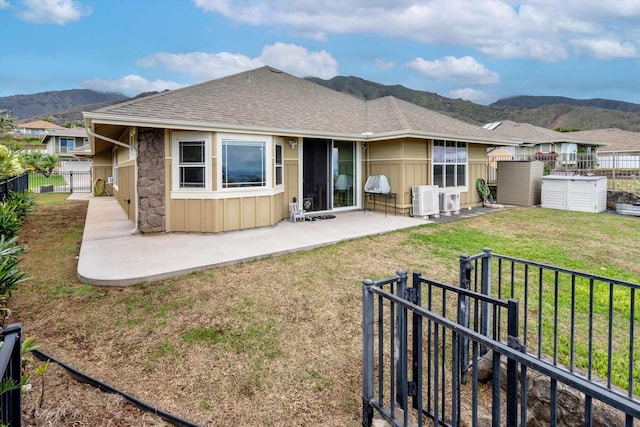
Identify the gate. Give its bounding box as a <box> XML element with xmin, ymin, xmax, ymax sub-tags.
<box><xmin>28</xmin><ymin>171</ymin><xmax>92</xmax><ymax>193</ymax></box>
<box><xmin>362</xmin><ymin>253</ymin><xmax>640</xmax><ymax>426</ymax></box>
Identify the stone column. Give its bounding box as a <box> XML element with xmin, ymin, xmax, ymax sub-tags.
<box><xmin>137</xmin><ymin>128</ymin><xmax>165</xmax><ymax>233</ymax></box>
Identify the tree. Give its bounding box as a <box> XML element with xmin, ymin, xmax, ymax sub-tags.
<box><xmin>18</xmin><ymin>151</ymin><xmax>57</xmax><ymax>177</ymax></box>
<box><xmin>0</xmin><ymin>110</ymin><xmax>15</xmax><ymax>137</ymax></box>
<box><xmin>0</xmin><ymin>146</ymin><xmax>24</xmax><ymax>179</ymax></box>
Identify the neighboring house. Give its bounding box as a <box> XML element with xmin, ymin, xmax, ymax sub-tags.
<box><xmin>483</xmin><ymin>120</ymin><xmax>605</xmax><ymax>166</ymax></box>
<box><xmin>564</xmin><ymin>128</ymin><xmax>640</xmax><ymax>169</ymax></box>
<box><xmin>83</xmin><ymin>66</ymin><xmax>518</xmax><ymax>234</ymax></box>
<box><xmin>41</xmin><ymin>128</ymin><xmax>93</xmax><ymax>172</ymax></box>
<box><xmin>14</xmin><ymin>120</ymin><xmax>65</xmax><ymax>135</ymax></box>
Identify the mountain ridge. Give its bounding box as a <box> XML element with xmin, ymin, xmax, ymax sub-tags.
<box><xmin>2</xmin><ymin>79</ymin><xmax>640</xmax><ymax>132</ymax></box>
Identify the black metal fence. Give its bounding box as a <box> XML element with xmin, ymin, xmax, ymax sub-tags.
<box><xmin>27</xmin><ymin>171</ymin><xmax>92</xmax><ymax>194</ymax></box>
<box><xmin>0</xmin><ymin>173</ymin><xmax>28</xmax><ymax>201</ymax></box>
<box><xmin>362</xmin><ymin>251</ymin><xmax>640</xmax><ymax>426</ymax></box>
<box><xmin>0</xmin><ymin>323</ymin><xmax>22</xmax><ymax>427</ymax></box>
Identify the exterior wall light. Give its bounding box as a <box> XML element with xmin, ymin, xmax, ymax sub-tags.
<box><xmin>288</xmin><ymin>139</ymin><xmax>297</xmax><ymax>149</ymax></box>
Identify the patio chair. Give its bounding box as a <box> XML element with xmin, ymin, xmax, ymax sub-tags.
<box><xmin>289</xmin><ymin>202</ymin><xmax>306</xmax><ymax>223</ymax></box>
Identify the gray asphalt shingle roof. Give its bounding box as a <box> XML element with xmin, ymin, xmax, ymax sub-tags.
<box><xmin>88</xmin><ymin>66</ymin><xmax>513</xmax><ymax>144</ymax></box>
<box><xmin>565</xmin><ymin>128</ymin><xmax>640</xmax><ymax>152</ymax></box>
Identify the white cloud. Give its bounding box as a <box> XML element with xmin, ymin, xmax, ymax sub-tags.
<box><xmin>570</xmin><ymin>38</ymin><xmax>638</xmax><ymax>60</ymax></box>
<box><xmin>192</xmin><ymin>1</ymin><xmax>640</xmax><ymax>61</ymax></box>
<box><xmin>80</xmin><ymin>75</ymin><xmax>185</xmax><ymax>96</ymax></box>
<box><xmin>407</xmin><ymin>56</ymin><xmax>500</xmax><ymax>85</ymax></box>
<box><xmin>260</xmin><ymin>43</ymin><xmax>337</xmax><ymax>78</ymax></box>
<box><xmin>137</xmin><ymin>52</ymin><xmax>262</xmax><ymax>81</ymax></box>
<box><xmin>96</xmin><ymin>43</ymin><xmax>337</xmax><ymax>95</ymax></box>
<box><xmin>137</xmin><ymin>43</ymin><xmax>338</xmax><ymax>81</ymax></box>
<box><xmin>17</xmin><ymin>0</ymin><xmax>91</xmax><ymax>25</ymax></box>
<box><xmin>375</xmin><ymin>58</ymin><xmax>396</xmax><ymax>69</ymax></box>
<box><xmin>0</xmin><ymin>0</ymin><xmax>10</xmax><ymax>10</ymax></box>
<box><xmin>449</xmin><ymin>87</ymin><xmax>492</xmax><ymax>103</ymax></box>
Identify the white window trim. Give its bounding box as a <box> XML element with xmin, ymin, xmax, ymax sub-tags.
<box><xmin>217</xmin><ymin>132</ymin><xmax>273</xmax><ymax>194</ymax></box>
<box><xmin>171</xmin><ymin>131</ymin><xmax>212</xmax><ymax>192</ymax></box>
<box><xmin>111</xmin><ymin>148</ymin><xmax>119</xmax><ymax>188</ymax></box>
<box><xmin>432</xmin><ymin>140</ymin><xmax>469</xmax><ymax>191</ymax></box>
<box><xmin>274</xmin><ymin>138</ymin><xmax>284</xmax><ymax>188</ymax></box>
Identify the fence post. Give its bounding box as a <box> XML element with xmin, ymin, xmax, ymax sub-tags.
<box><xmin>362</xmin><ymin>279</ymin><xmax>375</xmax><ymax>427</ymax></box>
<box><xmin>411</xmin><ymin>272</ymin><xmax>423</xmax><ymax>419</ymax></box>
<box><xmin>70</xmin><ymin>171</ymin><xmax>74</xmax><ymax>193</ymax></box>
<box><xmin>458</xmin><ymin>255</ymin><xmax>472</xmax><ymax>384</ymax></box>
<box><xmin>480</xmin><ymin>248</ymin><xmax>492</xmax><ymax>353</ymax></box>
<box><xmin>0</xmin><ymin>323</ymin><xmax>22</xmax><ymax>427</ymax></box>
<box><xmin>507</xmin><ymin>299</ymin><xmax>520</xmax><ymax>427</ymax></box>
<box><xmin>395</xmin><ymin>270</ymin><xmax>409</xmax><ymax>420</ymax></box>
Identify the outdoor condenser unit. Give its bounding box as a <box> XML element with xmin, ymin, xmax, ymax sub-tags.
<box><xmin>439</xmin><ymin>191</ymin><xmax>461</xmax><ymax>216</ymax></box>
<box><xmin>412</xmin><ymin>185</ymin><xmax>440</xmax><ymax>217</ymax></box>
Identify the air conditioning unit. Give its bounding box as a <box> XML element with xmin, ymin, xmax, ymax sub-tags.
<box><xmin>440</xmin><ymin>191</ymin><xmax>461</xmax><ymax>216</ymax></box>
<box><xmin>412</xmin><ymin>185</ymin><xmax>439</xmax><ymax>218</ymax></box>
<box><xmin>107</xmin><ymin>176</ymin><xmax>114</xmax><ymax>185</ymax></box>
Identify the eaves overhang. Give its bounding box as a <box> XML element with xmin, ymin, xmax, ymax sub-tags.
<box><xmin>83</xmin><ymin>112</ymin><xmax>521</xmax><ymax>148</ymax></box>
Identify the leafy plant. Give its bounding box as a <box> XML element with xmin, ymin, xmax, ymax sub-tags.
<box><xmin>35</xmin><ymin>359</ymin><xmax>50</xmax><ymax>408</ymax></box>
<box><xmin>7</xmin><ymin>190</ymin><xmax>35</xmax><ymax>220</ymax></box>
<box><xmin>0</xmin><ymin>146</ymin><xmax>23</xmax><ymax>180</ymax></box>
<box><xmin>0</xmin><ymin>202</ymin><xmax>22</xmax><ymax>239</ymax></box>
<box><xmin>0</xmin><ymin>235</ymin><xmax>28</xmax><ymax>326</ymax></box>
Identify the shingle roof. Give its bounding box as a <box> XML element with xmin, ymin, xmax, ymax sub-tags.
<box><xmin>17</xmin><ymin>120</ymin><xmax>65</xmax><ymax>130</ymax></box>
<box><xmin>87</xmin><ymin>66</ymin><xmax>514</xmax><ymax>144</ymax></box>
<box><xmin>564</xmin><ymin>128</ymin><xmax>640</xmax><ymax>152</ymax></box>
<box><xmin>483</xmin><ymin>120</ymin><xmax>599</xmax><ymax>145</ymax></box>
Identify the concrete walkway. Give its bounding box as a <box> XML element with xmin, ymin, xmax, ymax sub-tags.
<box><xmin>73</xmin><ymin>194</ymin><xmax>434</xmax><ymax>286</ymax></box>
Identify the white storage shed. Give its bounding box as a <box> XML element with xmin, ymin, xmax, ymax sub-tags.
<box><xmin>541</xmin><ymin>175</ymin><xmax>607</xmax><ymax>213</ymax></box>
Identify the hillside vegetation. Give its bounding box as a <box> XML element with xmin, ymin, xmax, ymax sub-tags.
<box><xmin>3</xmin><ymin>78</ymin><xmax>640</xmax><ymax>132</ymax></box>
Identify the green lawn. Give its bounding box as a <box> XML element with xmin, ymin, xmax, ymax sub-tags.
<box><xmin>27</xmin><ymin>173</ymin><xmax>67</xmax><ymax>190</ymax></box>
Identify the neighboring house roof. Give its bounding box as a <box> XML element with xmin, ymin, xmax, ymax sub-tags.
<box><xmin>40</xmin><ymin>127</ymin><xmax>88</xmax><ymax>144</ymax></box>
<box><xmin>16</xmin><ymin>120</ymin><xmax>65</xmax><ymax>130</ymax></box>
<box><xmin>483</xmin><ymin>120</ymin><xmax>606</xmax><ymax>147</ymax></box>
<box><xmin>563</xmin><ymin>128</ymin><xmax>640</xmax><ymax>153</ymax></box>
<box><xmin>85</xmin><ymin>66</ymin><xmax>517</xmax><ymax>146</ymax></box>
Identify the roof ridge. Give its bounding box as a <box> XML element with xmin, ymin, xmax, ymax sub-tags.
<box><xmin>387</xmin><ymin>96</ymin><xmax>411</xmax><ymax>129</ymax></box>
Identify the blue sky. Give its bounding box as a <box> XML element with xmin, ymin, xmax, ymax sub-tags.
<box><xmin>1</xmin><ymin>0</ymin><xmax>640</xmax><ymax>106</ymax></box>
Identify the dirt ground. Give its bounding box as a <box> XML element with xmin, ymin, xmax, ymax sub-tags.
<box><xmin>14</xmin><ymin>199</ymin><xmax>171</xmax><ymax>426</ymax></box>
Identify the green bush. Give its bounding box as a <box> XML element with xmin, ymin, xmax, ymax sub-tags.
<box><xmin>0</xmin><ymin>202</ymin><xmax>22</xmax><ymax>239</ymax></box>
<box><xmin>7</xmin><ymin>190</ymin><xmax>35</xmax><ymax>221</ymax></box>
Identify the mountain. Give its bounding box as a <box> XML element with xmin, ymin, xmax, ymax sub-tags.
<box><xmin>307</xmin><ymin>76</ymin><xmax>640</xmax><ymax>132</ymax></box>
<box><xmin>0</xmin><ymin>89</ymin><xmax>128</xmax><ymax>122</ymax></box>
<box><xmin>490</xmin><ymin>95</ymin><xmax>640</xmax><ymax>113</ymax></box>
<box><xmin>3</xmin><ymin>79</ymin><xmax>640</xmax><ymax>132</ymax></box>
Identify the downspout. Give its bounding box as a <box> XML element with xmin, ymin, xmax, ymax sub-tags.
<box><xmin>85</xmin><ymin>126</ymin><xmax>139</xmax><ymax>234</ymax></box>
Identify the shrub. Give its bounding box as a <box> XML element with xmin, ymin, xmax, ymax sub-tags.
<box><xmin>7</xmin><ymin>190</ymin><xmax>35</xmax><ymax>221</ymax></box>
<box><xmin>0</xmin><ymin>202</ymin><xmax>21</xmax><ymax>239</ymax></box>
<box><xmin>0</xmin><ymin>235</ymin><xmax>28</xmax><ymax>326</ymax></box>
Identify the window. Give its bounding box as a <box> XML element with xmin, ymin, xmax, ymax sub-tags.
<box><xmin>111</xmin><ymin>149</ymin><xmax>118</xmax><ymax>186</ymax></box>
<box><xmin>275</xmin><ymin>143</ymin><xmax>283</xmax><ymax>186</ymax></box>
<box><xmin>60</xmin><ymin>138</ymin><xmax>75</xmax><ymax>153</ymax></box>
<box><xmin>222</xmin><ymin>139</ymin><xmax>267</xmax><ymax>188</ymax></box>
<box><xmin>433</xmin><ymin>140</ymin><xmax>467</xmax><ymax>188</ymax></box>
<box><xmin>172</xmin><ymin>132</ymin><xmax>211</xmax><ymax>192</ymax></box>
<box><xmin>179</xmin><ymin>140</ymin><xmax>206</xmax><ymax>188</ymax></box>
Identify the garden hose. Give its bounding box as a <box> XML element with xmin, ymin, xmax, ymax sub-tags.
<box><xmin>31</xmin><ymin>348</ymin><xmax>202</xmax><ymax>427</ymax></box>
<box><xmin>92</xmin><ymin>178</ymin><xmax>105</xmax><ymax>196</ymax></box>
<box><xmin>476</xmin><ymin>178</ymin><xmax>492</xmax><ymax>207</ymax></box>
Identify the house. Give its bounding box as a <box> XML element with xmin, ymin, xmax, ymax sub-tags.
<box><xmin>83</xmin><ymin>66</ymin><xmax>518</xmax><ymax>234</ymax></box>
<box><xmin>40</xmin><ymin>127</ymin><xmax>92</xmax><ymax>172</ymax></box>
<box><xmin>564</xmin><ymin>128</ymin><xmax>640</xmax><ymax>170</ymax></box>
<box><xmin>14</xmin><ymin>120</ymin><xmax>65</xmax><ymax>136</ymax></box>
<box><xmin>483</xmin><ymin>120</ymin><xmax>605</xmax><ymax>167</ymax></box>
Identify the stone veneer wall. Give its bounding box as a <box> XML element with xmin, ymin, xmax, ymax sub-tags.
<box><xmin>137</xmin><ymin>128</ymin><xmax>165</xmax><ymax>233</ymax></box>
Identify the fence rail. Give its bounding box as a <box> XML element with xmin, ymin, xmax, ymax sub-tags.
<box><xmin>0</xmin><ymin>173</ymin><xmax>28</xmax><ymax>201</ymax></box>
<box><xmin>362</xmin><ymin>252</ymin><xmax>640</xmax><ymax>426</ymax></box>
<box><xmin>27</xmin><ymin>171</ymin><xmax>92</xmax><ymax>194</ymax></box>
<box><xmin>0</xmin><ymin>323</ymin><xmax>22</xmax><ymax>427</ymax></box>
<box><xmin>487</xmin><ymin>152</ymin><xmax>640</xmax><ymax>192</ymax></box>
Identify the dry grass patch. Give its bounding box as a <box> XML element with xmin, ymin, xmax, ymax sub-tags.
<box><xmin>9</xmin><ymin>198</ymin><xmax>640</xmax><ymax>425</ymax></box>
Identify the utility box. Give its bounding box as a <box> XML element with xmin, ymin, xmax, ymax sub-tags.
<box><xmin>541</xmin><ymin>175</ymin><xmax>607</xmax><ymax>213</ymax></box>
<box><xmin>497</xmin><ymin>160</ymin><xmax>544</xmax><ymax>206</ymax></box>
